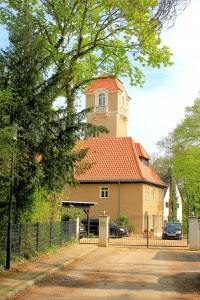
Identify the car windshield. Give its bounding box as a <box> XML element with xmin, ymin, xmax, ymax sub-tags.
<box><xmin>165</xmin><ymin>223</ymin><xmax>181</xmax><ymax>230</ymax></box>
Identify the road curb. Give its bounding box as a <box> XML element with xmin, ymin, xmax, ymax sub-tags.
<box><xmin>0</xmin><ymin>245</ymin><xmax>98</xmax><ymax>300</ymax></box>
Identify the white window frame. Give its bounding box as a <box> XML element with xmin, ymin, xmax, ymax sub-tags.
<box><xmin>100</xmin><ymin>187</ymin><xmax>109</xmax><ymax>198</ymax></box>
<box><xmin>94</xmin><ymin>88</ymin><xmax>108</xmax><ymax>107</ymax></box>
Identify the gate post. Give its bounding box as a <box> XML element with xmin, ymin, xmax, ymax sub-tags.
<box><xmin>99</xmin><ymin>214</ymin><xmax>110</xmax><ymax>247</ymax></box>
<box><xmin>76</xmin><ymin>217</ymin><xmax>80</xmax><ymax>241</ymax></box>
<box><xmin>147</xmin><ymin>215</ymin><xmax>149</xmax><ymax>248</ymax></box>
<box><xmin>189</xmin><ymin>217</ymin><xmax>200</xmax><ymax>250</ymax></box>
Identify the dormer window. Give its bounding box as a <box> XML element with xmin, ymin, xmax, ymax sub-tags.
<box><xmin>141</xmin><ymin>158</ymin><xmax>149</xmax><ymax>167</ymax></box>
<box><xmin>99</xmin><ymin>93</ymin><xmax>106</xmax><ymax>106</ymax></box>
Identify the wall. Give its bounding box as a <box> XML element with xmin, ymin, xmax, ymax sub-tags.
<box><xmin>63</xmin><ymin>182</ymin><xmax>144</xmax><ymax>220</ymax></box>
<box><xmin>142</xmin><ymin>184</ymin><xmax>164</xmax><ymax>216</ymax></box>
<box><xmin>63</xmin><ymin>182</ymin><xmax>164</xmax><ymax>220</ymax></box>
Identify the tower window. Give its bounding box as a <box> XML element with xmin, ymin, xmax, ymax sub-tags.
<box><xmin>99</xmin><ymin>93</ymin><xmax>106</xmax><ymax>106</ymax></box>
<box><xmin>121</xmin><ymin>95</ymin><xmax>126</xmax><ymax>108</ymax></box>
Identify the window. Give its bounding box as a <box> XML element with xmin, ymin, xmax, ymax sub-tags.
<box><xmin>99</xmin><ymin>93</ymin><xmax>106</xmax><ymax>106</ymax></box>
<box><xmin>152</xmin><ymin>215</ymin><xmax>156</xmax><ymax>229</ymax></box>
<box><xmin>94</xmin><ymin>89</ymin><xmax>108</xmax><ymax>111</ymax></box>
<box><xmin>121</xmin><ymin>95</ymin><xmax>126</xmax><ymax>108</ymax></box>
<box><xmin>177</xmin><ymin>203</ymin><xmax>179</xmax><ymax>209</ymax></box>
<box><xmin>165</xmin><ymin>202</ymin><xmax>169</xmax><ymax>208</ymax></box>
<box><xmin>141</xmin><ymin>158</ymin><xmax>149</xmax><ymax>166</ymax></box>
<box><xmin>100</xmin><ymin>187</ymin><xmax>109</xmax><ymax>198</ymax></box>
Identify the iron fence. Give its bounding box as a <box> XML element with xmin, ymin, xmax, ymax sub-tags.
<box><xmin>0</xmin><ymin>220</ymin><xmax>76</xmax><ymax>268</ymax></box>
<box><xmin>109</xmin><ymin>215</ymin><xmax>189</xmax><ymax>247</ymax></box>
<box><xmin>80</xmin><ymin>215</ymin><xmax>189</xmax><ymax>248</ymax></box>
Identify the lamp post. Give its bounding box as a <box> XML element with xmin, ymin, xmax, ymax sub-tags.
<box><xmin>6</xmin><ymin>123</ymin><xmax>17</xmax><ymax>270</ymax></box>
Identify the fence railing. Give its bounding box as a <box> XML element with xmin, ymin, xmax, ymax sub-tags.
<box><xmin>0</xmin><ymin>220</ymin><xmax>76</xmax><ymax>268</ymax></box>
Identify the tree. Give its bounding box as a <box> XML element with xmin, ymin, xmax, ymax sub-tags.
<box><xmin>0</xmin><ymin>89</ymin><xmax>19</xmax><ymax>221</ymax></box>
<box><xmin>156</xmin><ymin>95</ymin><xmax>200</xmax><ymax>217</ymax></box>
<box><xmin>171</xmin><ymin>98</ymin><xmax>200</xmax><ymax>217</ymax></box>
<box><xmin>0</xmin><ymin>0</ymin><xmax>191</xmax><ymax>220</ymax></box>
<box><xmin>151</xmin><ymin>154</ymin><xmax>171</xmax><ymax>184</ymax></box>
<box><xmin>151</xmin><ymin>154</ymin><xmax>179</xmax><ymax>221</ymax></box>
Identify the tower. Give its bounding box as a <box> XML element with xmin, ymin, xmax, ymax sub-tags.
<box><xmin>84</xmin><ymin>75</ymin><xmax>131</xmax><ymax>138</ymax></box>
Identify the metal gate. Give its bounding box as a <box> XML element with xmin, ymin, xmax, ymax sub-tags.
<box><xmin>79</xmin><ymin>216</ymin><xmax>189</xmax><ymax>248</ymax></box>
<box><xmin>109</xmin><ymin>215</ymin><xmax>189</xmax><ymax>248</ymax></box>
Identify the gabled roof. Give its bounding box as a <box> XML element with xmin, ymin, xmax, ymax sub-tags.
<box><xmin>74</xmin><ymin>137</ymin><xmax>167</xmax><ymax>187</ymax></box>
<box><xmin>84</xmin><ymin>76</ymin><xmax>131</xmax><ymax>99</ymax></box>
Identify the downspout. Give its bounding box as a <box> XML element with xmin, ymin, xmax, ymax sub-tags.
<box><xmin>119</xmin><ymin>181</ymin><xmax>122</xmax><ymax>214</ymax></box>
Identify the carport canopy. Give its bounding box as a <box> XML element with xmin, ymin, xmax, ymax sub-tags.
<box><xmin>62</xmin><ymin>200</ymin><xmax>98</xmax><ymax>222</ymax></box>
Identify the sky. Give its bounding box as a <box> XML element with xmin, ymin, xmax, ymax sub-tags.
<box><xmin>126</xmin><ymin>0</ymin><xmax>200</xmax><ymax>156</ymax></box>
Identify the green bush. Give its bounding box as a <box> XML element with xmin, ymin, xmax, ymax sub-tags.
<box><xmin>62</xmin><ymin>205</ymin><xmax>85</xmax><ymax>221</ymax></box>
<box><xmin>118</xmin><ymin>214</ymin><xmax>129</xmax><ymax>227</ymax></box>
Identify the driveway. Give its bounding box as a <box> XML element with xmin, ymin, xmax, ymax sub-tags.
<box><xmin>12</xmin><ymin>246</ymin><xmax>200</xmax><ymax>299</ymax></box>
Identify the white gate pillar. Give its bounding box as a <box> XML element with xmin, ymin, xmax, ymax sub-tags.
<box><xmin>76</xmin><ymin>217</ymin><xmax>80</xmax><ymax>241</ymax></box>
<box><xmin>189</xmin><ymin>217</ymin><xmax>200</xmax><ymax>250</ymax></box>
<box><xmin>99</xmin><ymin>214</ymin><xmax>110</xmax><ymax>247</ymax></box>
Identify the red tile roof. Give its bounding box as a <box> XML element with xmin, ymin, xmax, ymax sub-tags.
<box><xmin>74</xmin><ymin>137</ymin><xmax>167</xmax><ymax>187</ymax></box>
<box><xmin>84</xmin><ymin>76</ymin><xmax>130</xmax><ymax>98</ymax></box>
<box><xmin>135</xmin><ymin>143</ymin><xmax>150</xmax><ymax>160</ymax></box>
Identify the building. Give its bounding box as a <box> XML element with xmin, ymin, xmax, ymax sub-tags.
<box><xmin>164</xmin><ymin>184</ymin><xmax>183</xmax><ymax>222</ymax></box>
<box><xmin>85</xmin><ymin>75</ymin><xmax>130</xmax><ymax>138</ymax></box>
<box><xmin>62</xmin><ymin>75</ymin><xmax>167</xmax><ymax>221</ymax></box>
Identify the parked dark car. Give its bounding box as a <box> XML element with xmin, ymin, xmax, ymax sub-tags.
<box><xmin>109</xmin><ymin>221</ymin><xmax>128</xmax><ymax>238</ymax></box>
<box><xmin>81</xmin><ymin>219</ymin><xmax>128</xmax><ymax>238</ymax></box>
<box><xmin>162</xmin><ymin>222</ymin><xmax>182</xmax><ymax>240</ymax></box>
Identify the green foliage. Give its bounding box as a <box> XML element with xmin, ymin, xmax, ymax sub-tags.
<box><xmin>62</xmin><ymin>205</ymin><xmax>84</xmax><ymax>221</ymax></box>
<box><xmin>118</xmin><ymin>213</ymin><xmax>129</xmax><ymax>227</ymax></box>
<box><xmin>157</xmin><ymin>95</ymin><xmax>200</xmax><ymax>217</ymax></box>
<box><xmin>20</xmin><ymin>190</ymin><xmax>63</xmax><ymax>223</ymax></box>
<box><xmin>88</xmin><ymin>233</ymin><xmax>96</xmax><ymax>239</ymax></box>
<box><xmin>128</xmin><ymin>224</ymin><xmax>135</xmax><ymax>233</ymax></box>
<box><xmin>170</xmin><ymin>177</ymin><xmax>178</xmax><ymax>222</ymax></box>
<box><xmin>151</xmin><ymin>154</ymin><xmax>171</xmax><ymax>184</ymax></box>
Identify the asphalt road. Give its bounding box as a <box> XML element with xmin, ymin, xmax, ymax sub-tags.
<box><xmin>11</xmin><ymin>246</ymin><xmax>200</xmax><ymax>300</ymax></box>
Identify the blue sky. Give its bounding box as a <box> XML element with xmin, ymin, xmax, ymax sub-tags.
<box><xmin>126</xmin><ymin>0</ymin><xmax>200</xmax><ymax>155</ymax></box>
